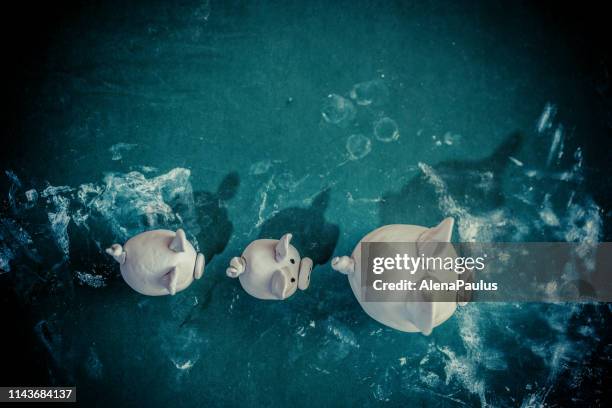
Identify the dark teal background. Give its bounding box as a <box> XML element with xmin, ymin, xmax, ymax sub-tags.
<box><xmin>1</xmin><ymin>0</ymin><xmax>611</xmax><ymax>406</ymax></box>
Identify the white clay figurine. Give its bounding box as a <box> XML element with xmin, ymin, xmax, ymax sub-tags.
<box><xmin>227</xmin><ymin>233</ymin><xmax>313</xmax><ymax>300</ymax></box>
<box><xmin>106</xmin><ymin>229</ymin><xmax>205</xmax><ymax>296</ymax></box>
<box><xmin>331</xmin><ymin>218</ymin><xmax>466</xmax><ymax>335</ymax></box>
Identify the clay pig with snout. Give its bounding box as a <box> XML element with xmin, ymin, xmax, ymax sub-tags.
<box><xmin>226</xmin><ymin>233</ymin><xmax>313</xmax><ymax>300</ymax></box>
<box><xmin>106</xmin><ymin>229</ymin><xmax>205</xmax><ymax>296</ymax></box>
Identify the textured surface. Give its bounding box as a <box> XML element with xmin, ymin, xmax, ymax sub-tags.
<box><xmin>1</xmin><ymin>0</ymin><xmax>611</xmax><ymax>406</ymax></box>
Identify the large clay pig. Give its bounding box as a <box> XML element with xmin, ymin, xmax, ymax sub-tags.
<box><xmin>331</xmin><ymin>218</ymin><xmax>466</xmax><ymax>335</ymax></box>
<box><xmin>107</xmin><ymin>229</ymin><xmax>205</xmax><ymax>296</ymax></box>
<box><xmin>226</xmin><ymin>233</ymin><xmax>313</xmax><ymax>300</ymax></box>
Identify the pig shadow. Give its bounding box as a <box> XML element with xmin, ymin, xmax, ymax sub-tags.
<box><xmin>380</xmin><ymin>132</ymin><xmax>523</xmax><ymax>228</ymax></box>
<box><xmin>67</xmin><ymin>215</ymin><xmax>118</xmax><ymax>284</ymax></box>
<box><xmin>194</xmin><ymin>172</ymin><xmax>240</xmax><ymax>263</ymax></box>
<box><xmin>258</xmin><ymin>189</ymin><xmax>339</xmax><ymax>266</ymax></box>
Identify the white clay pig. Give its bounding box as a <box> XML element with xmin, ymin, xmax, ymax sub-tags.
<box><xmin>106</xmin><ymin>229</ymin><xmax>205</xmax><ymax>296</ymax></box>
<box><xmin>226</xmin><ymin>233</ymin><xmax>313</xmax><ymax>300</ymax></box>
<box><xmin>331</xmin><ymin>218</ymin><xmax>466</xmax><ymax>335</ymax></box>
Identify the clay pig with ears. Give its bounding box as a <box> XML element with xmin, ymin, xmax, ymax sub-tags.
<box><xmin>226</xmin><ymin>233</ymin><xmax>313</xmax><ymax>300</ymax></box>
<box><xmin>107</xmin><ymin>229</ymin><xmax>205</xmax><ymax>296</ymax></box>
<box><xmin>332</xmin><ymin>218</ymin><xmax>466</xmax><ymax>335</ymax></box>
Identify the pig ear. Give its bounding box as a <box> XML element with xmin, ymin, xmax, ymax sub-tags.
<box><xmin>405</xmin><ymin>289</ymin><xmax>436</xmax><ymax>335</ymax></box>
<box><xmin>418</xmin><ymin>218</ymin><xmax>454</xmax><ymax>243</ymax></box>
<box><xmin>270</xmin><ymin>269</ymin><xmax>290</xmax><ymax>299</ymax></box>
<box><xmin>170</xmin><ymin>229</ymin><xmax>188</xmax><ymax>253</ymax></box>
<box><xmin>275</xmin><ymin>233</ymin><xmax>292</xmax><ymax>262</ymax></box>
<box><xmin>417</xmin><ymin>218</ymin><xmax>454</xmax><ymax>258</ymax></box>
<box><xmin>165</xmin><ymin>266</ymin><xmax>178</xmax><ymax>295</ymax></box>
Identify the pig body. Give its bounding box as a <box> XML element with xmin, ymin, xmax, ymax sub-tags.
<box><xmin>107</xmin><ymin>229</ymin><xmax>205</xmax><ymax>296</ymax></box>
<box><xmin>331</xmin><ymin>218</ymin><xmax>465</xmax><ymax>335</ymax></box>
<box><xmin>227</xmin><ymin>234</ymin><xmax>313</xmax><ymax>300</ymax></box>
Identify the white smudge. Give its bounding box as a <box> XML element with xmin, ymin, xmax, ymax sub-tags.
<box><xmin>546</xmin><ymin>125</ymin><xmax>564</xmax><ymax>167</ymax></box>
<box><xmin>346</xmin><ymin>192</ymin><xmax>383</xmax><ymax>204</ymax></box>
<box><xmin>253</xmin><ymin>177</ymin><xmax>277</xmax><ymax>230</ymax></box>
<box><xmin>418</xmin><ymin>162</ymin><xmax>513</xmax><ymax>241</ymax></box>
<box><xmin>171</xmin><ymin>358</ymin><xmax>196</xmax><ymax>370</ymax></box>
<box><xmin>536</xmin><ymin>103</ymin><xmax>556</xmax><ymax>133</ymax></box>
<box><xmin>139</xmin><ymin>166</ymin><xmax>158</xmax><ymax>173</ymax></box>
<box><xmin>509</xmin><ymin>156</ymin><xmax>524</xmax><ymax>167</ymax></box>
<box><xmin>41</xmin><ymin>185</ymin><xmax>73</xmax><ymax>198</ymax></box>
<box><xmin>5</xmin><ymin>170</ymin><xmax>21</xmax><ymax>187</ymax></box>
<box><xmin>443</xmin><ymin>132</ymin><xmax>461</xmax><ymax>146</ymax></box>
<box><xmin>0</xmin><ymin>218</ymin><xmax>37</xmax><ymax>271</ymax></box>
<box><xmin>80</xmin><ymin>168</ymin><xmax>197</xmax><ymax>240</ymax></box>
<box><xmin>0</xmin><ymin>245</ymin><xmax>14</xmax><ymax>273</ymax></box>
<box><xmin>440</xmin><ymin>345</ymin><xmax>487</xmax><ymax>407</ymax></box>
<box><xmin>249</xmin><ymin>160</ymin><xmax>273</xmax><ymax>175</ymax></box>
<box><xmin>75</xmin><ymin>271</ymin><xmax>106</xmax><ymax>288</ymax></box>
<box><xmin>109</xmin><ymin>143</ymin><xmax>137</xmax><ymax>161</ymax></box>
<box><xmin>25</xmin><ymin>189</ymin><xmax>38</xmax><ymax>202</ymax></box>
<box><xmin>276</xmin><ymin>172</ymin><xmax>308</xmax><ymax>192</ymax></box>
<box><xmin>539</xmin><ymin>194</ymin><xmax>560</xmax><ymax>227</ymax></box>
<box><xmin>72</xmin><ymin>209</ymin><xmax>89</xmax><ymax>228</ymax></box>
<box><xmin>47</xmin><ymin>195</ymin><xmax>71</xmax><ymax>257</ymax></box>
<box><xmin>317</xmin><ymin>317</ymin><xmax>359</xmax><ymax>362</ymax></box>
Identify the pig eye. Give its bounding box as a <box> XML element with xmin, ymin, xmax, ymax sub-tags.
<box><xmin>290</xmin><ymin>259</ymin><xmax>295</xmax><ymax>264</ymax></box>
<box><xmin>291</xmin><ymin>278</ymin><xmax>296</xmax><ymax>283</ymax></box>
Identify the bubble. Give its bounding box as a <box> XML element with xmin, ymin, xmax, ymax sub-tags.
<box><xmin>349</xmin><ymin>79</ymin><xmax>389</xmax><ymax>106</ymax></box>
<box><xmin>374</xmin><ymin>117</ymin><xmax>399</xmax><ymax>142</ymax></box>
<box><xmin>321</xmin><ymin>94</ymin><xmax>356</xmax><ymax>126</ymax></box>
<box><xmin>317</xmin><ymin>317</ymin><xmax>359</xmax><ymax>362</ymax></box>
<box><xmin>346</xmin><ymin>134</ymin><xmax>372</xmax><ymax>160</ymax></box>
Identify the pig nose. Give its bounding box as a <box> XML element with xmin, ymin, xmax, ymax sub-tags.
<box><xmin>298</xmin><ymin>257</ymin><xmax>313</xmax><ymax>290</ymax></box>
<box><xmin>194</xmin><ymin>253</ymin><xmax>205</xmax><ymax>280</ymax></box>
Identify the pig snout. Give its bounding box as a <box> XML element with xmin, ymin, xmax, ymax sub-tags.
<box><xmin>298</xmin><ymin>257</ymin><xmax>313</xmax><ymax>290</ymax></box>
